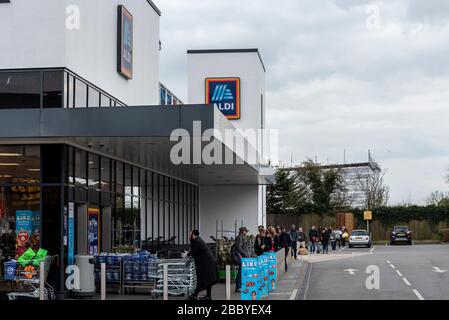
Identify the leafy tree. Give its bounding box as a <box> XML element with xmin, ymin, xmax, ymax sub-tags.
<box><xmin>298</xmin><ymin>160</ymin><xmax>349</xmax><ymax>214</ymax></box>
<box><xmin>267</xmin><ymin>169</ymin><xmax>308</xmax><ymax>215</ymax></box>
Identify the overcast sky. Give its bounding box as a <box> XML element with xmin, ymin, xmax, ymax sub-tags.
<box><xmin>156</xmin><ymin>0</ymin><xmax>449</xmax><ymax>205</ymax></box>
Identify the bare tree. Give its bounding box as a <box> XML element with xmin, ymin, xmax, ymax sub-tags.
<box><xmin>356</xmin><ymin>169</ymin><xmax>389</xmax><ymax>209</ymax></box>
<box><xmin>426</xmin><ymin>191</ymin><xmax>449</xmax><ymax>206</ymax></box>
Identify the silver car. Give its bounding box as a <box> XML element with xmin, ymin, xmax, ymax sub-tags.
<box><xmin>348</xmin><ymin>230</ymin><xmax>371</xmax><ymax>248</ymax></box>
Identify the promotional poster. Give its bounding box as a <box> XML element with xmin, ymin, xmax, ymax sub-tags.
<box><xmin>88</xmin><ymin>208</ymin><xmax>100</xmax><ymax>256</ymax></box>
<box><xmin>15</xmin><ymin>210</ymin><xmax>33</xmax><ymax>257</ymax></box>
<box><xmin>264</xmin><ymin>252</ymin><xmax>277</xmax><ymax>291</ymax></box>
<box><xmin>241</xmin><ymin>258</ymin><xmax>261</xmax><ymax>301</ymax></box>
<box><xmin>259</xmin><ymin>255</ymin><xmax>269</xmax><ymax>298</ymax></box>
<box><xmin>31</xmin><ymin>211</ymin><xmax>40</xmax><ymax>251</ymax></box>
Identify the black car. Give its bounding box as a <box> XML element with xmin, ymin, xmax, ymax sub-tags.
<box><xmin>390</xmin><ymin>226</ymin><xmax>412</xmax><ymax>245</ymax></box>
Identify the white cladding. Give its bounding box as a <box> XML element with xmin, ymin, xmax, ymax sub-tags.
<box><xmin>189</xmin><ymin>50</ymin><xmax>268</xmax><ymax>239</ymax></box>
<box><xmin>200</xmin><ymin>185</ymin><xmax>266</xmax><ymax>240</ymax></box>
<box><xmin>187</xmin><ymin>51</ymin><xmax>266</xmax><ymax>132</ymax></box>
<box><xmin>0</xmin><ymin>0</ymin><xmax>160</xmax><ymax>105</ymax></box>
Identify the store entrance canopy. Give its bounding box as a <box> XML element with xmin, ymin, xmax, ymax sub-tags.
<box><xmin>0</xmin><ymin>105</ymin><xmax>273</xmax><ymax>185</ymax></box>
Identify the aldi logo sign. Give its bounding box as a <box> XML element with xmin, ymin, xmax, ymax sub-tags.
<box><xmin>205</xmin><ymin>78</ymin><xmax>241</xmax><ymax>119</ymax></box>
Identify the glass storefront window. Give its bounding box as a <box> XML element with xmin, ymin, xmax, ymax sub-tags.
<box><xmin>0</xmin><ymin>71</ymin><xmax>41</xmax><ymax>109</ymax></box>
<box><xmin>0</xmin><ymin>146</ymin><xmax>40</xmax><ymax>184</ymax></box>
<box><xmin>101</xmin><ymin>157</ymin><xmax>111</xmax><ymax>192</ymax></box>
<box><xmin>132</xmin><ymin>167</ymin><xmax>139</xmax><ymax>197</ymax></box>
<box><xmin>88</xmin><ymin>87</ymin><xmax>100</xmax><ymax>108</ymax></box>
<box><xmin>74</xmin><ymin>149</ymin><xmax>87</xmax><ymax>188</ymax></box>
<box><xmin>66</xmin><ymin>73</ymin><xmax>75</xmax><ymax>108</ymax></box>
<box><xmin>88</xmin><ymin>153</ymin><xmax>100</xmax><ymax>190</ymax></box>
<box><xmin>115</xmin><ymin>162</ymin><xmax>124</xmax><ymax>194</ymax></box>
<box><xmin>124</xmin><ymin>164</ymin><xmax>132</xmax><ymax>196</ymax></box>
<box><xmin>43</xmin><ymin>71</ymin><xmax>63</xmax><ymax>108</ymax></box>
<box><xmin>74</xmin><ymin>79</ymin><xmax>87</xmax><ymax>108</ymax></box>
<box><xmin>100</xmin><ymin>94</ymin><xmax>111</xmax><ymax>108</ymax></box>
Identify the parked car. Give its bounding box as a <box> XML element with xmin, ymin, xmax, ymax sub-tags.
<box><xmin>348</xmin><ymin>230</ymin><xmax>371</xmax><ymax>248</ymax></box>
<box><xmin>390</xmin><ymin>226</ymin><xmax>412</xmax><ymax>245</ymax></box>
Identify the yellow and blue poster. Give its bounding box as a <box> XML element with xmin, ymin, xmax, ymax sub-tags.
<box><xmin>205</xmin><ymin>77</ymin><xmax>241</xmax><ymax>119</ymax></box>
<box><xmin>241</xmin><ymin>258</ymin><xmax>260</xmax><ymax>300</ymax></box>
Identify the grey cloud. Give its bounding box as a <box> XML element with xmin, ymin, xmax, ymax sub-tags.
<box><xmin>157</xmin><ymin>0</ymin><xmax>449</xmax><ymax>203</ymax></box>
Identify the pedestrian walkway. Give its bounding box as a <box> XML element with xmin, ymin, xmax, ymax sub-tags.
<box><xmin>204</xmin><ymin>257</ymin><xmax>304</xmax><ymax>300</ymax></box>
<box><xmin>103</xmin><ymin>257</ymin><xmax>305</xmax><ymax>301</ymax></box>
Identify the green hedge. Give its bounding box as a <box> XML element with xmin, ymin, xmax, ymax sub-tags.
<box><xmin>352</xmin><ymin>206</ymin><xmax>449</xmax><ymax>227</ymax></box>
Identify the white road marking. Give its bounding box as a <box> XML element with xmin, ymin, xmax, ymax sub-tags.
<box><xmin>413</xmin><ymin>289</ymin><xmax>425</xmax><ymax>301</ymax></box>
<box><xmin>433</xmin><ymin>267</ymin><xmax>447</xmax><ymax>273</ymax></box>
<box><xmin>386</xmin><ymin>260</ymin><xmax>391</xmax><ymax>264</ymax></box>
<box><xmin>395</xmin><ymin>270</ymin><xmax>403</xmax><ymax>277</ymax></box>
<box><xmin>302</xmin><ymin>263</ymin><xmax>313</xmax><ymax>300</ymax></box>
<box><xmin>270</xmin><ymin>292</ymin><xmax>292</xmax><ymax>296</ymax></box>
<box><xmin>344</xmin><ymin>269</ymin><xmax>358</xmax><ymax>275</ymax></box>
<box><xmin>338</xmin><ymin>247</ymin><xmax>346</xmax><ymax>252</ymax></box>
<box><xmin>289</xmin><ymin>289</ymin><xmax>298</xmax><ymax>300</ymax></box>
<box><xmin>390</xmin><ymin>264</ymin><xmax>396</xmax><ymax>269</ymax></box>
<box><xmin>369</xmin><ymin>247</ymin><xmax>375</xmax><ymax>253</ymax></box>
<box><xmin>402</xmin><ymin>278</ymin><xmax>411</xmax><ymax>286</ymax></box>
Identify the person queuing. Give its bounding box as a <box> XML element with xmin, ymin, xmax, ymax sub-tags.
<box><xmin>334</xmin><ymin>227</ymin><xmax>343</xmax><ymax>248</ymax></box>
<box><xmin>254</xmin><ymin>227</ymin><xmax>271</xmax><ymax>256</ymax></box>
<box><xmin>267</xmin><ymin>226</ymin><xmax>277</xmax><ymax>252</ymax></box>
<box><xmin>308</xmin><ymin>226</ymin><xmax>319</xmax><ymax>254</ymax></box>
<box><xmin>320</xmin><ymin>227</ymin><xmax>330</xmax><ymax>254</ymax></box>
<box><xmin>341</xmin><ymin>226</ymin><xmax>349</xmax><ymax>247</ymax></box>
<box><xmin>329</xmin><ymin>227</ymin><xmax>337</xmax><ymax>251</ymax></box>
<box><xmin>279</xmin><ymin>226</ymin><xmax>293</xmax><ymax>271</ymax></box>
<box><xmin>187</xmin><ymin>230</ymin><xmax>219</xmax><ymax>300</ymax></box>
<box><xmin>289</xmin><ymin>224</ymin><xmax>299</xmax><ymax>260</ymax></box>
<box><xmin>297</xmin><ymin>227</ymin><xmax>306</xmax><ymax>249</ymax></box>
<box><xmin>273</xmin><ymin>226</ymin><xmax>281</xmax><ymax>251</ymax></box>
<box><xmin>235</xmin><ymin>227</ymin><xmax>250</xmax><ymax>293</ymax></box>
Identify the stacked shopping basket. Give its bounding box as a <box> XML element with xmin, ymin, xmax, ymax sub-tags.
<box><xmin>151</xmin><ymin>258</ymin><xmax>197</xmax><ymax>297</ymax></box>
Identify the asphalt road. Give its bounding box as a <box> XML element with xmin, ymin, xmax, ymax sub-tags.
<box><xmin>298</xmin><ymin>244</ymin><xmax>449</xmax><ymax>300</ymax></box>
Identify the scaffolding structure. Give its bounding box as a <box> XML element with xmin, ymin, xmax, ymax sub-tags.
<box><xmin>284</xmin><ymin>151</ymin><xmax>381</xmax><ymax>209</ymax></box>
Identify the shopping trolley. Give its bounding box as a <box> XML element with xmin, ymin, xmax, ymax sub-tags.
<box><xmin>150</xmin><ymin>258</ymin><xmax>197</xmax><ymax>297</ymax></box>
<box><xmin>6</xmin><ymin>256</ymin><xmax>56</xmax><ymax>300</ymax></box>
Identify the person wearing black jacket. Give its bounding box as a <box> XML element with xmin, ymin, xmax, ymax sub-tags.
<box><xmin>279</xmin><ymin>227</ymin><xmax>293</xmax><ymax>271</ymax></box>
<box><xmin>254</xmin><ymin>228</ymin><xmax>271</xmax><ymax>256</ymax></box>
<box><xmin>321</xmin><ymin>227</ymin><xmax>331</xmax><ymax>254</ymax></box>
<box><xmin>308</xmin><ymin>226</ymin><xmax>319</xmax><ymax>254</ymax></box>
<box><xmin>187</xmin><ymin>230</ymin><xmax>218</xmax><ymax>300</ymax></box>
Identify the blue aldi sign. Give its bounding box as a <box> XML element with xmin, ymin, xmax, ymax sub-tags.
<box><xmin>206</xmin><ymin>78</ymin><xmax>241</xmax><ymax>119</ymax></box>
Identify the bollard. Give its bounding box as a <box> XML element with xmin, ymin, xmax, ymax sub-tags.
<box><xmin>39</xmin><ymin>261</ymin><xmax>45</xmax><ymax>300</ymax></box>
<box><xmin>225</xmin><ymin>265</ymin><xmax>231</xmax><ymax>300</ymax></box>
<box><xmin>101</xmin><ymin>263</ymin><xmax>106</xmax><ymax>300</ymax></box>
<box><xmin>163</xmin><ymin>264</ymin><xmax>168</xmax><ymax>300</ymax></box>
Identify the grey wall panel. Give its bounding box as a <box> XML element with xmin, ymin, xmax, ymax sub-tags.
<box><xmin>0</xmin><ymin>105</ymin><xmax>214</xmax><ymax>138</ymax></box>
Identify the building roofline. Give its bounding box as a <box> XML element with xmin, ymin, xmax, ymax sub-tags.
<box><xmin>187</xmin><ymin>48</ymin><xmax>266</xmax><ymax>72</ymax></box>
<box><xmin>146</xmin><ymin>0</ymin><xmax>161</xmax><ymax>16</ymax></box>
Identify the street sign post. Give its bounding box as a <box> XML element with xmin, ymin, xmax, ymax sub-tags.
<box><xmin>364</xmin><ymin>211</ymin><xmax>372</xmax><ymax>234</ymax></box>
